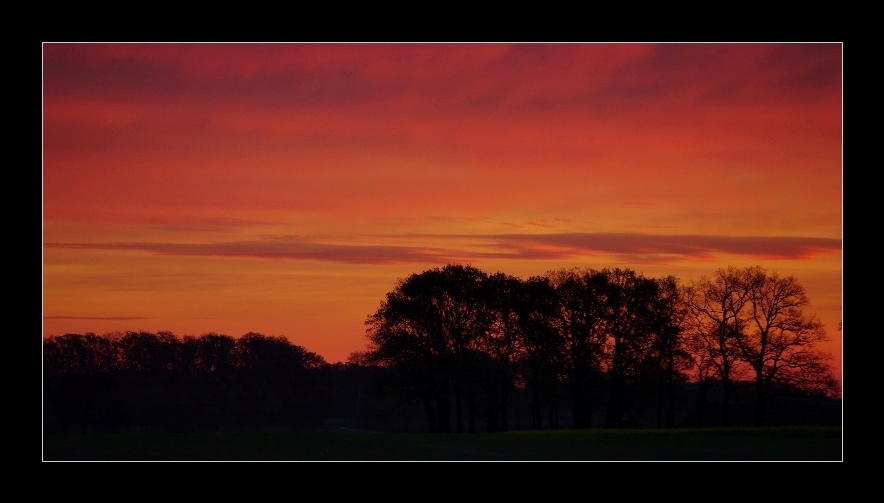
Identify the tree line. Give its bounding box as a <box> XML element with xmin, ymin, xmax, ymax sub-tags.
<box><xmin>43</xmin><ymin>264</ymin><xmax>840</xmax><ymax>434</ymax></box>
<box><xmin>43</xmin><ymin>331</ymin><xmax>330</xmax><ymax>433</ymax></box>
<box><xmin>364</xmin><ymin>264</ymin><xmax>839</xmax><ymax>432</ymax></box>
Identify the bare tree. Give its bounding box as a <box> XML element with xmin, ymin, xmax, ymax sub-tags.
<box><xmin>738</xmin><ymin>269</ymin><xmax>839</xmax><ymax>425</ymax></box>
<box><xmin>686</xmin><ymin>267</ymin><xmax>839</xmax><ymax>427</ymax></box>
<box><xmin>684</xmin><ymin>267</ymin><xmax>756</xmax><ymax>426</ymax></box>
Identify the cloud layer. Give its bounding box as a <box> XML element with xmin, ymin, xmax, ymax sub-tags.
<box><xmin>45</xmin><ymin>232</ymin><xmax>841</xmax><ymax>264</ymax></box>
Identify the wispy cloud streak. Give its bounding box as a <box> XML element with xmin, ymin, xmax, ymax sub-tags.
<box><xmin>44</xmin><ymin>316</ymin><xmax>151</xmax><ymax>320</ymax></box>
<box><xmin>45</xmin><ymin>232</ymin><xmax>841</xmax><ymax>264</ymax></box>
<box><xmin>476</xmin><ymin>233</ymin><xmax>841</xmax><ymax>261</ymax></box>
<box><xmin>44</xmin><ymin>240</ymin><xmax>453</xmax><ymax>264</ymax></box>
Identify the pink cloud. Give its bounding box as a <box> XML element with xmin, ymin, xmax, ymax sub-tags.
<box><xmin>45</xmin><ymin>233</ymin><xmax>841</xmax><ymax>265</ymax></box>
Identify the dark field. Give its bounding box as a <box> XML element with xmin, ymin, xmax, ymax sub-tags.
<box><xmin>43</xmin><ymin>426</ymin><xmax>841</xmax><ymax>461</ymax></box>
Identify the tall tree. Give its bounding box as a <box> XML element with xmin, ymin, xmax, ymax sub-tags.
<box><xmin>684</xmin><ymin>267</ymin><xmax>755</xmax><ymax>426</ymax></box>
<box><xmin>365</xmin><ymin>264</ymin><xmax>493</xmax><ymax>433</ymax></box>
<box><xmin>602</xmin><ymin>270</ymin><xmax>686</xmax><ymax>429</ymax></box>
<box><xmin>480</xmin><ymin>272</ymin><xmax>525</xmax><ymax>431</ymax></box>
<box><xmin>737</xmin><ymin>269</ymin><xmax>838</xmax><ymax>425</ymax></box>
<box><xmin>545</xmin><ymin>268</ymin><xmax>611</xmax><ymax>429</ymax></box>
<box><xmin>647</xmin><ymin>276</ymin><xmax>693</xmax><ymax>428</ymax></box>
<box><xmin>513</xmin><ymin>276</ymin><xmax>564</xmax><ymax>430</ymax></box>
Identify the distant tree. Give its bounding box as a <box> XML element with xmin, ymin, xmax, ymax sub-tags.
<box><xmin>116</xmin><ymin>330</ymin><xmax>181</xmax><ymax>375</ymax></box>
<box><xmin>44</xmin><ymin>332</ymin><xmax>116</xmax><ymax>375</ymax></box>
<box><xmin>43</xmin><ymin>333</ymin><xmax>117</xmax><ymax>433</ymax></box>
<box><xmin>44</xmin><ymin>330</ymin><xmax>333</xmax><ymax>433</ymax></box>
<box><xmin>231</xmin><ymin>332</ymin><xmax>327</xmax><ymax>428</ymax></box>
<box><xmin>347</xmin><ymin>351</ymin><xmax>369</xmax><ymax>366</ymax></box>
<box><xmin>182</xmin><ymin>333</ymin><xmax>237</xmax><ymax>375</ymax></box>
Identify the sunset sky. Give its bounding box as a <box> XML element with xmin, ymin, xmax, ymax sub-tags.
<box><xmin>42</xmin><ymin>43</ymin><xmax>842</xmax><ymax>377</ymax></box>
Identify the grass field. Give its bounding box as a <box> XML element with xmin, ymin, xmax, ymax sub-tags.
<box><xmin>43</xmin><ymin>426</ymin><xmax>842</xmax><ymax>461</ymax></box>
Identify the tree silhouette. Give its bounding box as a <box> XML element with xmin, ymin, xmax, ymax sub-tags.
<box><xmin>645</xmin><ymin>276</ymin><xmax>692</xmax><ymax>428</ymax></box>
<box><xmin>684</xmin><ymin>267</ymin><xmax>755</xmax><ymax>426</ymax></box>
<box><xmin>513</xmin><ymin>276</ymin><xmax>564</xmax><ymax>429</ymax></box>
<box><xmin>43</xmin><ymin>265</ymin><xmax>840</xmax><ymax>434</ymax></box>
<box><xmin>183</xmin><ymin>332</ymin><xmax>237</xmax><ymax>375</ymax></box>
<box><xmin>232</xmin><ymin>332</ymin><xmax>327</xmax><ymax>428</ymax></box>
<box><xmin>545</xmin><ymin>268</ymin><xmax>612</xmax><ymax>429</ymax></box>
<box><xmin>684</xmin><ymin>267</ymin><xmax>838</xmax><ymax>426</ymax></box>
<box><xmin>479</xmin><ymin>272</ymin><xmax>526</xmax><ymax>431</ymax></box>
<box><xmin>365</xmin><ymin>264</ymin><xmax>494</xmax><ymax>432</ymax></box>
<box><xmin>44</xmin><ymin>333</ymin><xmax>117</xmax><ymax>433</ymax></box>
<box><xmin>116</xmin><ymin>330</ymin><xmax>181</xmax><ymax>374</ymax></box>
<box><xmin>737</xmin><ymin>268</ymin><xmax>838</xmax><ymax>425</ymax></box>
<box><xmin>601</xmin><ymin>270</ymin><xmax>687</xmax><ymax>429</ymax></box>
<box><xmin>43</xmin><ymin>331</ymin><xmax>329</xmax><ymax>433</ymax></box>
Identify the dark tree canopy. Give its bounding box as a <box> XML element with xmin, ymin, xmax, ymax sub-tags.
<box><xmin>43</xmin><ymin>331</ymin><xmax>328</xmax><ymax>434</ymax></box>
<box><xmin>365</xmin><ymin>264</ymin><xmax>495</xmax><ymax>432</ymax></box>
<box><xmin>364</xmin><ymin>263</ymin><xmax>838</xmax><ymax>431</ymax></box>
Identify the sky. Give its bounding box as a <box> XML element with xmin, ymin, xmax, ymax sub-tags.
<box><xmin>42</xmin><ymin>43</ymin><xmax>842</xmax><ymax>378</ymax></box>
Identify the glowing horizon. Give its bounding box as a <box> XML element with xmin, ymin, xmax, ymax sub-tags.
<box><xmin>42</xmin><ymin>43</ymin><xmax>842</xmax><ymax>379</ymax></box>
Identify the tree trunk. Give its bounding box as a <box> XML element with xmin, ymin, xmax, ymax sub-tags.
<box><xmin>435</xmin><ymin>389</ymin><xmax>450</xmax><ymax>433</ymax></box>
<box><xmin>721</xmin><ymin>376</ymin><xmax>731</xmax><ymax>427</ymax></box>
<box><xmin>695</xmin><ymin>381</ymin><xmax>707</xmax><ymax>428</ymax></box>
<box><xmin>665</xmin><ymin>355</ymin><xmax>675</xmax><ymax>429</ymax></box>
<box><xmin>501</xmin><ymin>389</ymin><xmax>509</xmax><ymax>432</ymax></box>
<box><xmin>657</xmin><ymin>380</ymin><xmax>664</xmax><ymax>429</ymax></box>
<box><xmin>532</xmin><ymin>390</ymin><xmax>542</xmax><ymax>430</ymax></box>
<box><xmin>422</xmin><ymin>396</ymin><xmax>436</xmax><ymax>433</ymax></box>
<box><xmin>468</xmin><ymin>393</ymin><xmax>476</xmax><ymax>433</ymax></box>
<box><xmin>606</xmin><ymin>372</ymin><xmax>625</xmax><ymax>429</ymax></box>
<box><xmin>455</xmin><ymin>385</ymin><xmax>463</xmax><ymax>433</ymax></box>
<box><xmin>486</xmin><ymin>389</ymin><xmax>498</xmax><ymax>432</ymax></box>
<box><xmin>572</xmin><ymin>383</ymin><xmax>593</xmax><ymax>429</ymax></box>
<box><xmin>755</xmin><ymin>375</ymin><xmax>765</xmax><ymax>426</ymax></box>
<box><xmin>549</xmin><ymin>405</ymin><xmax>559</xmax><ymax>429</ymax></box>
